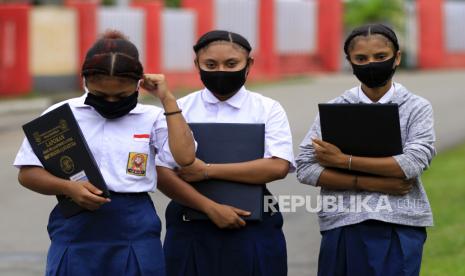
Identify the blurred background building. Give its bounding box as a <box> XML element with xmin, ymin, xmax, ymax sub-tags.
<box><xmin>1</xmin><ymin>0</ymin><xmax>465</xmax><ymax>96</ymax></box>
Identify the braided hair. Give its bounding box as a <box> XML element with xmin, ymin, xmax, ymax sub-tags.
<box><xmin>344</xmin><ymin>23</ymin><xmax>399</xmax><ymax>58</ymax></box>
<box><xmin>81</xmin><ymin>30</ymin><xmax>143</xmax><ymax>81</ymax></box>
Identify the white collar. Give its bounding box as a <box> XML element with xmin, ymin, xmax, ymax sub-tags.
<box><xmin>201</xmin><ymin>86</ymin><xmax>248</xmax><ymax>109</ymax></box>
<box><xmin>357</xmin><ymin>84</ymin><xmax>395</xmax><ymax>104</ymax></box>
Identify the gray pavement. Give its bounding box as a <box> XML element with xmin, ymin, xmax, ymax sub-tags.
<box><xmin>1</xmin><ymin>69</ymin><xmax>464</xmax><ymax>276</ymax></box>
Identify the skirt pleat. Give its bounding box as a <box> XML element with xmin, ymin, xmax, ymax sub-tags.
<box><xmin>164</xmin><ymin>201</ymin><xmax>287</xmax><ymax>276</ymax></box>
<box><xmin>318</xmin><ymin>220</ymin><xmax>427</xmax><ymax>276</ymax></box>
<box><xmin>45</xmin><ymin>193</ymin><xmax>165</xmax><ymax>276</ymax></box>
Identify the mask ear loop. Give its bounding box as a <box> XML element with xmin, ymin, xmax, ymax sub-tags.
<box><xmin>83</xmin><ymin>77</ymin><xmax>90</xmax><ymax>93</ymax></box>
<box><xmin>245</xmin><ymin>57</ymin><xmax>252</xmax><ymax>77</ymax></box>
<box><xmin>136</xmin><ymin>79</ymin><xmax>142</xmax><ymax>92</ymax></box>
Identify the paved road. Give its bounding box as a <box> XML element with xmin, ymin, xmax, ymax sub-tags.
<box><xmin>1</xmin><ymin>69</ymin><xmax>464</xmax><ymax>275</ymax></box>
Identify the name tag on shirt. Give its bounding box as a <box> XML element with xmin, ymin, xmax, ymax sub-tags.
<box><xmin>133</xmin><ymin>134</ymin><xmax>150</xmax><ymax>143</ymax></box>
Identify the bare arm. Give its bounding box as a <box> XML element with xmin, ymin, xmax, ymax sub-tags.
<box><xmin>19</xmin><ymin>166</ymin><xmax>72</xmax><ymax>196</ymax></box>
<box><xmin>317</xmin><ymin>168</ymin><xmax>413</xmax><ymax>195</ymax></box>
<box><xmin>312</xmin><ymin>139</ymin><xmax>405</xmax><ymax>178</ymax></box>
<box><xmin>162</xmin><ymin>95</ymin><xmax>196</xmax><ymax>166</ymax></box>
<box><xmin>18</xmin><ymin>166</ymin><xmax>110</xmax><ymax>210</ymax></box>
<box><xmin>156</xmin><ymin>166</ymin><xmax>214</xmax><ymax>212</ymax></box>
<box><xmin>177</xmin><ymin>157</ymin><xmax>290</xmax><ymax>184</ymax></box>
<box><xmin>157</xmin><ymin>166</ymin><xmax>250</xmax><ymax>229</ymax></box>
<box><xmin>142</xmin><ymin>74</ymin><xmax>195</xmax><ymax>166</ymax></box>
<box><xmin>350</xmin><ymin>156</ymin><xmax>404</xmax><ymax>178</ymax></box>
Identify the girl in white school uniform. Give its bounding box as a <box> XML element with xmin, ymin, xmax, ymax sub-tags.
<box><xmin>13</xmin><ymin>30</ymin><xmax>195</xmax><ymax>275</ymax></box>
<box><xmin>296</xmin><ymin>24</ymin><xmax>435</xmax><ymax>276</ymax></box>
<box><xmin>155</xmin><ymin>30</ymin><xmax>295</xmax><ymax>276</ymax></box>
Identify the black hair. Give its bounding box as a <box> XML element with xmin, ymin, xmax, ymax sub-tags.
<box><xmin>81</xmin><ymin>30</ymin><xmax>143</xmax><ymax>81</ymax></box>
<box><xmin>344</xmin><ymin>23</ymin><xmax>399</xmax><ymax>57</ymax></box>
<box><xmin>193</xmin><ymin>30</ymin><xmax>252</xmax><ymax>54</ymax></box>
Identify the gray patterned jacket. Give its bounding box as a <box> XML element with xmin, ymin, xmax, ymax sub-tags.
<box><xmin>296</xmin><ymin>82</ymin><xmax>436</xmax><ymax>231</ymax></box>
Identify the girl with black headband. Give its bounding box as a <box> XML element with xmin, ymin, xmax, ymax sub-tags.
<box><xmin>155</xmin><ymin>30</ymin><xmax>295</xmax><ymax>276</ymax></box>
<box><xmin>296</xmin><ymin>24</ymin><xmax>435</xmax><ymax>275</ymax></box>
<box><xmin>13</xmin><ymin>30</ymin><xmax>195</xmax><ymax>275</ymax></box>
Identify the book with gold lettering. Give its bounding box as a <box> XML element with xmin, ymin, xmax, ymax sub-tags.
<box><xmin>22</xmin><ymin>103</ymin><xmax>109</xmax><ymax>218</ymax></box>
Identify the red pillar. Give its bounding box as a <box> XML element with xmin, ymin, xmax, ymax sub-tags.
<box><xmin>182</xmin><ymin>0</ymin><xmax>214</xmax><ymax>39</ymax></box>
<box><xmin>317</xmin><ymin>0</ymin><xmax>342</xmax><ymax>72</ymax></box>
<box><xmin>258</xmin><ymin>0</ymin><xmax>278</xmax><ymax>75</ymax></box>
<box><xmin>65</xmin><ymin>0</ymin><xmax>99</xmax><ymax>75</ymax></box>
<box><xmin>417</xmin><ymin>0</ymin><xmax>444</xmax><ymax>69</ymax></box>
<box><xmin>132</xmin><ymin>0</ymin><xmax>163</xmax><ymax>73</ymax></box>
<box><xmin>0</xmin><ymin>4</ymin><xmax>31</xmax><ymax>96</ymax></box>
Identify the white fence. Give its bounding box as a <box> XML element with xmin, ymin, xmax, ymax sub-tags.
<box><xmin>444</xmin><ymin>1</ymin><xmax>465</xmax><ymax>52</ymax></box>
<box><xmin>98</xmin><ymin>7</ymin><xmax>146</xmax><ymax>65</ymax></box>
<box><xmin>404</xmin><ymin>1</ymin><xmax>418</xmax><ymax>67</ymax></box>
<box><xmin>214</xmin><ymin>0</ymin><xmax>318</xmax><ymax>55</ymax></box>
<box><xmin>275</xmin><ymin>0</ymin><xmax>317</xmax><ymax>54</ymax></box>
<box><xmin>97</xmin><ymin>0</ymin><xmax>323</xmax><ymax>71</ymax></box>
<box><xmin>215</xmin><ymin>0</ymin><xmax>259</xmax><ymax>51</ymax></box>
<box><xmin>162</xmin><ymin>9</ymin><xmax>197</xmax><ymax>71</ymax></box>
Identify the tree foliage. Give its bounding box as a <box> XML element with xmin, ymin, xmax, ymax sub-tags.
<box><xmin>344</xmin><ymin>0</ymin><xmax>406</xmax><ymax>33</ymax></box>
<box><xmin>165</xmin><ymin>0</ymin><xmax>181</xmax><ymax>8</ymax></box>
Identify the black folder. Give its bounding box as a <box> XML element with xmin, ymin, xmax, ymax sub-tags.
<box><xmin>318</xmin><ymin>103</ymin><xmax>403</xmax><ymax>157</ymax></box>
<box><xmin>183</xmin><ymin>123</ymin><xmax>265</xmax><ymax>221</ymax></box>
<box><xmin>22</xmin><ymin>103</ymin><xmax>109</xmax><ymax>218</ymax></box>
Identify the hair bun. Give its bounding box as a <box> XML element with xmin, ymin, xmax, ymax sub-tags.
<box><xmin>82</xmin><ymin>30</ymin><xmax>143</xmax><ymax>80</ymax></box>
<box><xmin>101</xmin><ymin>29</ymin><xmax>128</xmax><ymax>40</ymax></box>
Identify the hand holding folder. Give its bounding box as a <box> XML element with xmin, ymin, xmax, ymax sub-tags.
<box><xmin>317</xmin><ymin>103</ymin><xmax>403</xmax><ymax>177</ymax></box>
<box><xmin>183</xmin><ymin>123</ymin><xmax>266</xmax><ymax>221</ymax></box>
<box><xmin>22</xmin><ymin>104</ymin><xmax>110</xmax><ymax>218</ymax></box>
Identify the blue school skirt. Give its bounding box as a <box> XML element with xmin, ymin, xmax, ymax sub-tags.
<box><xmin>45</xmin><ymin>192</ymin><xmax>165</xmax><ymax>276</ymax></box>
<box><xmin>318</xmin><ymin>220</ymin><xmax>427</xmax><ymax>276</ymax></box>
<box><xmin>163</xmin><ymin>201</ymin><xmax>287</xmax><ymax>276</ymax></box>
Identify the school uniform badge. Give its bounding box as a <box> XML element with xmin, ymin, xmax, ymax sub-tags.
<box><xmin>127</xmin><ymin>152</ymin><xmax>148</xmax><ymax>176</ymax></box>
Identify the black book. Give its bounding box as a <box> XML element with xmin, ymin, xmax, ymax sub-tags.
<box><xmin>22</xmin><ymin>103</ymin><xmax>110</xmax><ymax>218</ymax></box>
<box><xmin>183</xmin><ymin>123</ymin><xmax>265</xmax><ymax>221</ymax></box>
<box><xmin>318</xmin><ymin>103</ymin><xmax>403</xmax><ymax>157</ymax></box>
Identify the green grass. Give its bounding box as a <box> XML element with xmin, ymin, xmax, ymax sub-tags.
<box><xmin>421</xmin><ymin>143</ymin><xmax>465</xmax><ymax>276</ymax></box>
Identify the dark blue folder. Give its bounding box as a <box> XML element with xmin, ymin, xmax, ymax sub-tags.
<box><xmin>184</xmin><ymin>123</ymin><xmax>265</xmax><ymax>221</ymax></box>
<box><xmin>318</xmin><ymin>103</ymin><xmax>403</xmax><ymax>157</ymax></box>
<box><xmin>22</xmin><ymin>103</ymin><xmax>109</xmax><ymax>218</ymax></box>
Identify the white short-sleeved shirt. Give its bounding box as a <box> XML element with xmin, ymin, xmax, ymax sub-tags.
<box><xmin>13</xmin><ymin>94</ymin><xmax>177</xmax><ymax>193</ymax></box>
<box><xmin>155</xmin><ymin>87</ymin><xmax>295</xmax><ymax>171</ymax></box>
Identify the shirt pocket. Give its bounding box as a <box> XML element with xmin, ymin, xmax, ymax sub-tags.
<box><xmin>125</xmin><ymin>134</ymin><xmax>152</xmax><ymax>177</ymax></box>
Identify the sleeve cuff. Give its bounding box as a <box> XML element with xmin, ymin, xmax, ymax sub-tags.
<box><xmin>297</xmin><ymin>163</ymin><xmax>324</xmax><ymax>186</ymax></box>
<box><xmin>393</xmin><ymin>154</ymin><xmax>415</xmax><ymax>179</ymax></box>
<box><xmin>264</xmin><ymin>151</ymin><xmax>296</xmax><ymax>173</ymax></box>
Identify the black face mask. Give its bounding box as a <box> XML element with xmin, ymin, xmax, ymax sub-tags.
<box><xmin>84</xmin><ymin>91</ymin><xmax>138</xmax><ymax>119</ymax></box>
<box><xmin>351</xmin><ymin>56</ymin><xmax>397</xmax><ymax>88</ymax></box>
<box><xmin>199</xmin><ymin>65</ymin><xmax>248</xmax><ymax>96</ymax></box>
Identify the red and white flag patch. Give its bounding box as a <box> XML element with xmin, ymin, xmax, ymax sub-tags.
<box><xmin>133</xmin><ymin>134</ymin><xmax>150</xmax><ymax>143</ymax></box>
